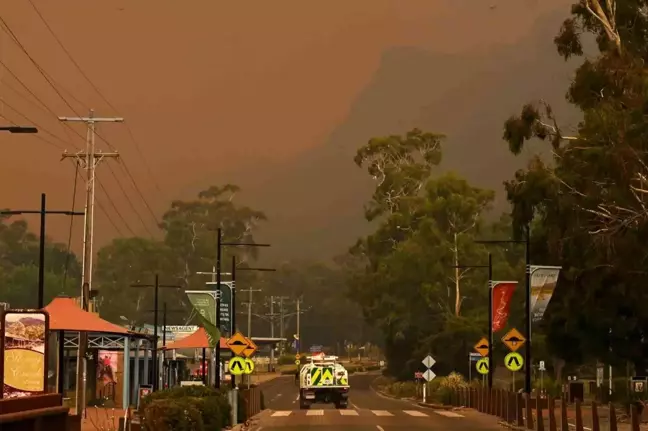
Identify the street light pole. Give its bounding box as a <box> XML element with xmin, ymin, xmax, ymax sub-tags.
<box><xmin>0</xmin><ymin>125</ymin><xmax>38</xmax><ymax>133</ymax></box>
<box><xmin>145</xmin><ymin>304</ymin><xmax>184</xmax><ymax>389</ymax></box>
<box><xmin>213</xmin><ymin>227</ymin><xmax>270</xmax><ymax>389</ymax></box>
<box><xmin>131</xmin><ymin>275</ymin><xmax>183</xmax><ymax>391</ymax></box>
<box><xmin>0</xmin><ymin>193</ymin><xmax>84</xmax><ymax>308</ymax></box>
<box><xmin>452</xmin><ymin>253</ymin><xmax>493</xmax><ymax>388</ymax></box>
<box><xmin>476</xmin><ymin>229</ymin><xmax>531</xmax><ymax>393</ymax></box>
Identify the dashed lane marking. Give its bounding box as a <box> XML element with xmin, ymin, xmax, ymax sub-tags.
<box><xmin>403</xmin><ymin>410</ymin><xmax>429</xmax><ymax>417</ymax></box>
<box><xmin>371</xmin><ymin>410</ymin><xmax>393</xmax><ymax>416</ymax></box>
<box><xmin>271</xmin><ymin>411</ymin><xmax>292</xmax><ymax>417</ymax></box>
<box><xmin>434</xmin><ymin>410</ymin><xmax>464</xmax><ymax>418</ymax></box>
<box><xmin>340</xmin><ymin>409</ymin><xmax>359</xmax><ymax>416</ymax></box>
<box><xmin>306</xmin><ymin>409</ymin><xmax>324</xmax><ymax>416</ymax></box>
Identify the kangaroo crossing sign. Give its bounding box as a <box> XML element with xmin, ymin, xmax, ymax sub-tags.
<box><xmin>501</xmin><ymin>328</ymin><xmax>526</xmax><ymax>352</ymax></box>
<box><xmin>473</xmin><ymin>337</ymin><xmax>489</xmax><ymax>357</ymax></box>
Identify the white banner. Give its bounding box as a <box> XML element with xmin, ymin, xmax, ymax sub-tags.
<box><xmin>529</xmin><ymin>265</ymin><xmax>561</xmax><ymax>322</ymax></box>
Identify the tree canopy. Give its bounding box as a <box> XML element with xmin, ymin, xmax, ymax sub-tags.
<box><xmin>502</xmin><ymin>0</ymin><xmax>648</xmax><ymax>373</ymax></box>
<box><xmin>0</xmin><ymin>216</ymin><xmax>80</xmax><ymax>309</ymax></box>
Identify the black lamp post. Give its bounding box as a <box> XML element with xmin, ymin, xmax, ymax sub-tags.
<box><xmin>0</xmin><ymin>125</ymin><xmax>38</xmax><ymax>133</ymax></box>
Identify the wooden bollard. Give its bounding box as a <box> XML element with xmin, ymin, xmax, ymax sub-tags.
<box><xmin>608</xmin><ymin>402</ymin><xmax>617</xmax><ymax>431</ymax></box>
<box><xmin>536</xmin><ymin>394</ymin><xmax>545</xmax><ymax>431</ymax></box>
<box><xmin>590</xmin><ymin>401</ymin><xmax>600</xmax><ymax>431</ymax></box>
<box><xmin>479</xmin><ymin>388</ymin><xmax>484</xmax><ymax>412</ymax></box>
<box><xmin>525</xmin><ymin>393</ymin><xmax>534</xmax><ymax>429</ymax></box>
<box><xmin>547</xmin><ymin>397</ymin><xmax>557</xmax><ymax>431</ymax></box>
<box><xmin>560</xmin><ymin>397</ymin><xmax>569</xmax><ymax>431</ymax></box>
<box><xmin>574</xmin><ymin>399</ymin><xmax>584</xmax><ymax>431</ymax></box>
<box><xmin>491</xmin><ymin>389</ymin><xmax>501</xmax><ymax>416</ymax></box>
<box><xmin>630</xmin><ymin>404</ymin><xmax>641</xmax><ymax>431</ymax></box>
<box><xmin>516</xmin><ymin>392</ymin><xmax>524</xmax><ymax>427</ymax></box>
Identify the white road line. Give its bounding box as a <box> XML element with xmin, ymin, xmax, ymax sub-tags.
<box><xmin>404</xmin><ymin>410</ymin><xmax>429</xmax><ymax>417</ymax></box>
<box><xmin>306</xmin><ymin>409</ymin><xmax>324</xmax><ymax>416</ymax></box>
<box><xmin>339</xmin><ymin>409</ymin><xmax>359</xmax><ymax>416</ymax></box>
<box><xmin>295</xmin><ymin>395</ymin><xmax>300</xmax><ymax>401</ymax></box>
<box><xmin>371</xmin><ymin>410</ymin><xmax>393</xmax><ymax>416</ymax></box>
<box><xmin>434</xmin><ymin>410</ymin><xmax>464</xmax><ymax>418</ymax></box>
<box><xmin>376</xmin><ymin>426</ymin><xmax>385</xmax><ymax>431</ymax></box>
<box><xmin>270</xmin><ymin>411</ymin><xmax>291</xmax><ymax>417</ymax></box>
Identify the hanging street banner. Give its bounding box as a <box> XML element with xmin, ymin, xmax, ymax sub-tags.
<box><xmin>205</xmin><ymin>281</ymin><xmax>234</xmax><ymax>336</ymax></box>
<box><xmin>185</xmin><ymin>291</ymin><xmax>220</xmax><ymax>347</ymax></box>
<box><xmin>492</xmin><ymin>281</ymin><xmax>517</xmax><ymax>333</ymax></box>
<box><xmin>529</xmin><ymin>266</ymin><xmax>562</xmax><ymax>322</ymax></box>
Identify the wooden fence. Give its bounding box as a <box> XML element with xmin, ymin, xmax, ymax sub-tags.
<box><xmin>449</xmin><ymin>388</ymin><xmax>644</xmax><ymax>431</ymax></box>
<box><xmin>240</xmin><ymin>386</ymin><xmax>263</xmax><ymax>420</ymax></box>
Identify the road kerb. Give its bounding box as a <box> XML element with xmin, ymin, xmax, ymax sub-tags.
<box><xmin>416</xmin><ymin>401</ymin><xmax>453</xmax><ymax>410</ymax></box>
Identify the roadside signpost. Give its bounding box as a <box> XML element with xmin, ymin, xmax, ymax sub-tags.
<box><xmin>502</xmin><ymin>328</ymin><xmax>526</xmax><ymax>392</ymax></box>
<box><xmin>421</xmin><ymin>355</ymin><xmax>436</xmax><ymax>403</ymax></box>
<box><xmin>226</xmin><ymin>331</ymin><xmax>258</xmax><ymax>388</ymax></box>
<box><xmin>468</xmin><ymin>352</ymin><xmax>482</xmax><ymax>382</ymax></box>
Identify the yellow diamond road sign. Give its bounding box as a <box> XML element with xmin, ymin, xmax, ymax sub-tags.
<box><xmin>242</xmin><ymin>337</ymin><xmax>258</xmax><ymax>358</ymax></box>
<box><xmin>502</xmin><ymin>328</ymin><xmax>526</xmax><ymax>352</ymax></box>
<box><xmin>226</xmin><ymin>331</ymin><xmax>251</xmax><ymax>356</ymax></box>
<box><xmin>474</xmin><ymin>337</ymin><xmax>489</xmax><ymax>357</ymax></box>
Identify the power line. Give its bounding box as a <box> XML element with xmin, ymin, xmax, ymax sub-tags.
<box><xmin>0</xmin><ymin>12</ymin><xmax>160</xmax><ymax>233</ymax></box>
<box><xmin>95</xmin><ymin>198</ymin><xmax>124</xmax><ymax>237</ymax></box>
<box><xmin>25</xmin><ymin>0</ymin><xmax>163</xmax><ymax>194</ymax></box>
<box><xmin>62</xmin><ymin>161</ymin><xmax>80</xmax><ymax>289</ymax></box>
<box><xmin>117</xmin><ymin>160</ymin><xmax>160</xmax><ymax>228</ymax></box>
<box><xmin>0</xmin><ymin>16</ymin><xmax>86</xmax><ymax>118</ymax></box>
<box><xmin>105</xmin><ymin>163</ymin><xmax>155</xmax><ymax>237</ymax></box>
<box><xmin>1</xmin><ymin>98</ymin><xmax>69</xmax><ymax>150</ymax></box>
<box><xmin>96</xmin><ymin>179</ymin><xmax>136</xmax><ymax>236</ymax></box>
<box><xmin>0</xmin><ymin>15</ymin><xmax>157</xmax><ymax>228</ymax></box>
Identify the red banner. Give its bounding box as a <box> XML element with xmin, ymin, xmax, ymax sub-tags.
<box><xmin>492</xmin><ymin>281</ymin><xmax>517</xmax><ymax>333</ymax></box>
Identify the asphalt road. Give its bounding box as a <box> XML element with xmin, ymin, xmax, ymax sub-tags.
<box><xmin>252</xmin><ymin>373</ymin><xmax>506</xmax><ymax>430</ymax></box>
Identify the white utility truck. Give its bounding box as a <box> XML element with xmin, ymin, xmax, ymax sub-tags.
<box><xmin>298</xmin><ymin>354</ymin><xmax>350</xmax><ymax>409</ymax></box>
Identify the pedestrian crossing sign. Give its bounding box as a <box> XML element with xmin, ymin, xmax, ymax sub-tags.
<box><xmin>476</xmin><ymin>358</ymin><xmax>489</xmax><ymax>375</ymax></box>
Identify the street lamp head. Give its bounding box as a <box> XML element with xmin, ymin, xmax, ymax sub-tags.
<box><xmin>0</xmin><ymin>126</ymin><xmax>39</xmax><ymax>134</ymax></box>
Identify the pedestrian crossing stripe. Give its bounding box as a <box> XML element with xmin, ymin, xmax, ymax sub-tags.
<box><xmin>268</xmin><ymin>409</ymin><xmax>465</xmax><ymax>418</ymax></box>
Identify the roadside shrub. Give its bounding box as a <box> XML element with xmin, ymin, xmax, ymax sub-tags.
<box><xmin>141</xmin><ymin>398</ymin><xmax>204</xmax><ymax>431</ymax></box>
<box><xmin>438</xmin><ymin>372</ymin><xmax>468</xmax><ymax>390</ymax></box>
<box><xmin>385</xmin><ymin>381</ymin><xmax>417</xmax><ymax>398</ymax></box>
<box><xmin>372</xmin><ymin>375</ymin><xmax>396</xmax><ymax>388</ymax></box>
<box><xmin>139</xmin><ymin>385</ymin><xmax>230</xmax><ymax>429</ymax></box>
<box><xmin>431</xmin><ymin>372</ymin><xmax>468</xmax><ymax>405</ymax></box>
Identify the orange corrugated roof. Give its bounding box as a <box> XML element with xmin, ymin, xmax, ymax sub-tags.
<box><xmin>44</xmin><ymin>297</ymin><xmax>129</xmax><ymax>334</ymax></box>
<box><xmin>163</xmin><ymin>327</ymin><xmax>228</xmax><ymax>349</ymax></box>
